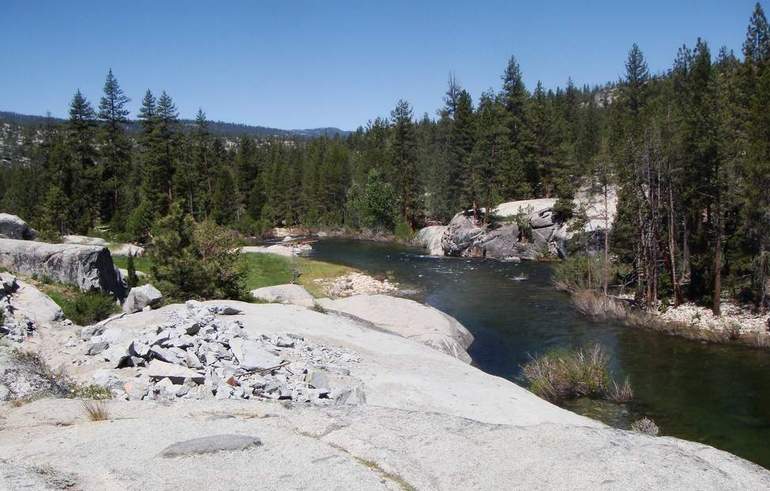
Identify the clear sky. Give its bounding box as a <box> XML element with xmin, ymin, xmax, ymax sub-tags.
<box><xmin>0</xmin><ymin>0</ymin><xmax>761</xmax><ymax>130</ymax></box>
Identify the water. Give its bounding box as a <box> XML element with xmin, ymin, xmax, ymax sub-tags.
<box><xmin>310</xmin><ymin>239</ymin><xmax>770</xmax><ymax>469</ymax></box>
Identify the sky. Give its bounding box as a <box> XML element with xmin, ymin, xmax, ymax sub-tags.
<box><xmin>0</xmin><ymin>0</ymin><xmax>761</xmax><ymax>130</ymax></box>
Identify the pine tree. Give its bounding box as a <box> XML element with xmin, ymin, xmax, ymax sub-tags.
<box><xmin>66</xmin><ymin>89</ymin><xmax>99</xmax><ymax>233</ymax></box>
<box><xmin>743</xmin><ymin>3</ymin><xmax>770</xmax><ymax>64</ymax></box>
<box><xmin>97</xmin><ymin>69</ymin><xmax>131</xmax><ymax>228</ymax></box>
<box><xmin>470</xmin><ymin>91</ymin><xmax>509</xmax><ymax>219</ymax></box>
<box><xmin>450</xmin><ymin>90</ymin><xmax>476</xmax><ymax>211</ymax></box>
<box><xmin>389</xmin><ymin>99</ymin><xmax>420</xmax><ymax>227</ymax></box>
<box><xmin>500</xmin><ymin>56</ymin><xmax>535</xmax><ymax>195</ymax></box>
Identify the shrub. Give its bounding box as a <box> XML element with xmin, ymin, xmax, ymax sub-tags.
<box><xmin>47</xmin><ymin>290</ymin><xmax>118</xmax><ymax>326</ymax></box>
<box><xmin>126</xmin><ymin>253</ymin><xmax>139</xmax><ymax>288</ymax></box>
<box><xmin>631</xmin><ymin>417</ymin><xmax>660</xmax><ymax>436</ymax></box>
<box><xmin>521</xmin><ymin>344</ymin><xmax>633</xmax><ymax>404</ymax></box>
<box><xmin>150</xmin><ymin>203</ymin><xmax>247</xmax><ymax>301</ymax></box>
<box><xmin>72</xmin><ymin>384</ymin><xmax>113</xmax><ymax>400</ymax></box>
<box><xmin>394</xmin><ymin>218</ymin><xmax>414</xmax><ymax>242</ymax></box>
<box><xmin>552</xmin><ymin>197</ymin><xmax>575</xmax><ymax>223</ymax></box>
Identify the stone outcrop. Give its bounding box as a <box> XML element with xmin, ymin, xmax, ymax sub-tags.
<box><xmin>415</xmin><ymin>225</ymin><xmax>446</xmax><ymax>256</ymax></box>
<box><xmin>0</xmin><ymin>272</ymin><xmax>62</xmax><ymax>342</ymax></box>
<box><xmin>122</xmin><ymin>284</ymin><xmax>163</xmax><ymax>314</ymax></box>
<box><xmin>251</xmin><ymin>284</ymin><xmax>315</xmax><ymax>307</ymax></box>
<box><xmin>0</xmin><ymin>213</ymin><xmax>37</xmax><ymax>240</ymax></box>
<box><xmin>110</xmin><ymin>243</ymin><xmax>145</xmax><ymax>256</ymax></box>
<box><xmin>0</xmin><ymin>238</ymin><xmax>125</xmax><ymax>298</ymax></box>
<box><xmin>62</xmin><ymin>235</ymin><xmax>108</xmax><ymax>247</ymax></box>
<box><xmin>316</xmin><ymin>294</ymin><xmax>474</xmax><ymax>363</ymax></box>
<box><xmin>2</xmin><ymin>299</ymin><xmax>769</xmax><ymax>488</ymax></box>
<box><xmin>421</xmin><ymin>187</ymin><xmax>617</xmax><ymax>261</ymax></box>
<box><xmin>240</xmin><ymin>243</ymin><xmax>312</xmax><ymax>257</ymax></box>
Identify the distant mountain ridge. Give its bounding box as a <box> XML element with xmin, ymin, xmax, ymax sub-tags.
<box><xmin>0</xmin><ymin>111</ymin><xmax>350</xmax><ymax>139</ymax></box>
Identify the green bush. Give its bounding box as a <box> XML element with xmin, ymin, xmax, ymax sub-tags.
<box><xmin>521</xmin><ymin>344</ymin><xmax>633</xmax><ymax>404</ymax></box>
<box><xmin>394</xmin><ymin>218</ymin><xmax>414</xmax><ymax>242</ymax></box>
<box><xmin>49</xmin><ymin>291</ymin><xmax>119</xmax><ymax>326</ymax></box>
<box><xmin>150</xmin><ymin>203</ymin><xmax>247</xmax><ymax>301</ymax></box>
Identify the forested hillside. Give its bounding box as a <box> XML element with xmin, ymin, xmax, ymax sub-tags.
<box><xmin>1</xmin><ymin>3</ymin><xmax>769</xmax><ymax>313</ymax></box>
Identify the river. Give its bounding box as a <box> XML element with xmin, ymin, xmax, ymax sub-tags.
<box><xmin>309</xmin><ymin>238</ymin><xmax>770</xmax><ymax>469</ymax></box>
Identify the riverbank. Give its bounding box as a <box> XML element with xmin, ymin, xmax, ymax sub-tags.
<box><xmin>568</xmin><ymin>289</ymin><xmax>770</xmax><ymax>349</ymax></box>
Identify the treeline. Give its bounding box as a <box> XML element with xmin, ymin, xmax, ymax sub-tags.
<box><xmin>1</xmin><ymin>3</ymin><xmax>769</xmax><ymax>312</ymax></box>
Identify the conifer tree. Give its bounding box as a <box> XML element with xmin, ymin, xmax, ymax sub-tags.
<box><xmin>500</xmin><ymin>56</ymin><xmax>535</xmax><ymax>195</ymax></box>
<box><xmin>66</xmin><ymin>89</ymin><xmax>99</xmax><ymax>232</ymax></box>
<box><xmin>97</xmin><ymin>69</ymin><xmax>131</xmax><ymax>228</ymax></box>
<box><xmin>389</xmin><ymin>99</ymin><xmax>419</xmax><ymax>227</ymax></box>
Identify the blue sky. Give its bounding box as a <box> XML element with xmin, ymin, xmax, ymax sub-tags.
<box><xmin>0</xmin><ymin>1</ymin><xmax>760</xmax><ymax>129</ymax></box>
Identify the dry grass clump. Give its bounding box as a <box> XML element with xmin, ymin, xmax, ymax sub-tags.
<box><xmin>81</xmin><ymin>400</ymin><xmax>110</xmax><ymax>421</ymax></box>
<box><xmin>631</xmin><ymin>417</ymin><xmax>660</xmax><ymax>436</ymax></box>
<box><xmin>522</xmin><ymin>344</ymin><xmax>633</xmax><ymax>404</ymax></box>
<box><xmin>571</xmin><ymin>290</ymin><xmax>629</xmax><ymax>321</ymax></box>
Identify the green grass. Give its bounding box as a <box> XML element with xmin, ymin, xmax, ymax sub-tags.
<box><xmin>241</xmin><ymin>253</ymin><xmax>354</xmax><ymax>297</ymax></box>
<box><xmin>112</xmin><ymin>255</ymin><xmax>154</xmax><ymax>274</ymax></box>
<box><xmin>113</xmin><ymin>252</ymin><xmax>354</xmax><ymax>298</ymax></box>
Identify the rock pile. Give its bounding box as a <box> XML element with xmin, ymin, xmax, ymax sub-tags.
<box><xmin>316</xmin><ymin>272</ymin><xmax>398</xmax><ymax>297</ymax></box>
<box><xmin>86</xmin><ymin>301</ymin><xmax>365</xmax><ymax>404</ymax></box>
<box><xmin>0</xmin><ymin>273</ymin><xmax>35</xmax><ymax>343</ymax></box>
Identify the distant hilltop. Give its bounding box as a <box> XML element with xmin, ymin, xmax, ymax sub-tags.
<box><xmin>0</xmin><ymin>110</ymin><xmax>350</xmax><ymax>139</ymax></box>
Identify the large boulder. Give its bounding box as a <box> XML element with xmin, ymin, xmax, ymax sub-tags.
<box><xmin>441</xmin><ymin>213</ymin><xmax>485</xmax><ymax>257</ymax></box>
<box><xmin>123</xmin><ymin>284</ymin><xmax>163</xmax><ymax>314</ymax></box>
<box><xmin>251</xmin><ymin>284</ymin><xmax>315</xmax><ymax>308</ymax></box>
<box><xmin>421</xmin><ymin>188</ymin><xmax>617</xmax><ymax>260</ymax></box>
<box><xmin>414</xmin><ymin>225</ymin><xmax>446</xmax><ymax>256</ymax></box>
<box><xmin>0</xmin><ymin>214</ymin><xmax>37</xmax><ymax>240</ymax></box>
<box><xmin>316</xmin><ymin>294</ymin><xmax>474</xmax><ymax>363</ymax></box>
<box><xmin>0</xmin><ymin>239</ymin><xmax>125</xmax><ymax>298</ymax></box>
<box><xmin>9</xmin><ymin>279</ymin><xmax>63</xmax><ymax>326</ymax></box>
<box><xmin>111</xmin><ymin>243</ymin><xmax>145</xmax><ymax>256</ymax></box>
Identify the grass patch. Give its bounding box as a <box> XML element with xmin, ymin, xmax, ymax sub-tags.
<box><xmin>521</xmin><ymin>344</ymin><xmax>633</xmax><ymax>404</ymax></box>
<box><xmin>241</xmin><ymin>253</ymin><xmax>354</xmax><ymax>297</ymax></box>
<box><xmin>40</xmin><ymin>283</ymin><xmax>119</xmax><ymax>326</ymax></box>
<box><xmin>112</xmin><ymin>251</ymin><xmax>354</xmax><ymax>299</ymax></box>
<box><xmin>112</xmin><ymin>255</ymin><xmax>153</xmax><ymax>274</ymax></box>
<box><xmin>81</xmin><ymin>400</ymin><xmax>110</xmax><ymax>421</ymax></box>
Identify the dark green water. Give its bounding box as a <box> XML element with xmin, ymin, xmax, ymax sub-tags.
<box><xmin>310</xmin><ymin>239</ymin><xmax>770</xmax><ymax>469</ymax></box>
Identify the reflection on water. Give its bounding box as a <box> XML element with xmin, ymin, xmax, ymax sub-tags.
<box><xmin>311</xmin><ymin>239</ymin><xmax>770</xmax><ymax>469</ymax></box>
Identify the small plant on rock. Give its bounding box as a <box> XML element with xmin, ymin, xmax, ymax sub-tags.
<box><xmin>81</xmin><ymin>400</ymin><xmax>110</xmax><ymax>421</ymax></box>
<box><xmin>631</xmin><ymin>417</ymin><xmax>660</xmax><ymax>436</ymax></box>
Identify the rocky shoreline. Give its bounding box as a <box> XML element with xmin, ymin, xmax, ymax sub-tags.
<box><xmin>2</xmin><ymin>291</ymin><xmax>769</xmax><ymax>488</ymax></box>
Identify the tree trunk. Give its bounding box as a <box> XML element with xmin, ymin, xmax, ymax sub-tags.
<box><xmin>712</xmin><ymin>201</ymin><xmax>722</xmax><ymax>316</ymax></box>
<box><xmin>603</xmin><ymin>181</ymin><xmax>609</xmax><ymax>296</ymax></box>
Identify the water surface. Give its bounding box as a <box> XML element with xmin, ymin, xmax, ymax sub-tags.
<box><xmin>310</xmin><ymin>239</ymin><xmax>770</xmax><ymax>469</ymax></box>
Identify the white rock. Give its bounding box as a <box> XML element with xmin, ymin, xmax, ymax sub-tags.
<box><xmin>230</xmin><ymin>338</ymin><xmax>281</xmax><ymax>371</ymax></box>
<box><xmin>317</xmin><ymin>294</ymin><xmax>474</xmax><ymax>363</ymax></box>
<box><xmin>123</xmin><ymin>284</ymin><xmax>163</xmax><ymax>314</ymax></box>
<box><xmin>251</xmin><ymin>284</ymin><xmax>315</xmax><ymax>308</ymax></box>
